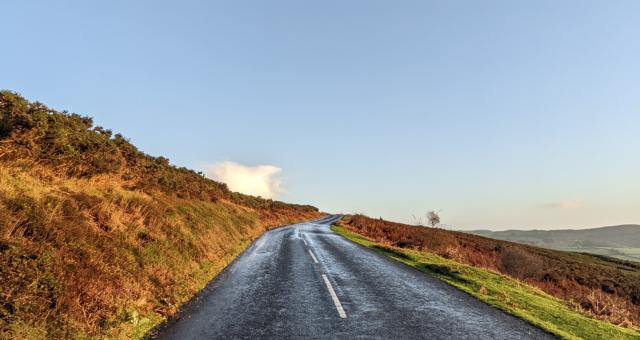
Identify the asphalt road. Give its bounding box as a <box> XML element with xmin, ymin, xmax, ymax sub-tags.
<box><xmin>148</xmin><ymin>215</ymin><xmax>553</xmax><ymax>339</ymax></box>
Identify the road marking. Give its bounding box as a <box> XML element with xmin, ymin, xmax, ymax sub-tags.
<box><xmin>322</xmin><ymin>274</ymin><xmax>347</xmax><ymax>318</ymax></box>
<box><xmin>303</xmin><ymin>238</ymin><xmax>308</xmax><ymax>246</ymax></box>
<box><xmin>308</xmin><ymin>249</ymin><xmax>318</xmax><ymax>263</ymax></box>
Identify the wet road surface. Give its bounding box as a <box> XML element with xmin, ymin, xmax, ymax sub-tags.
<box><xmin>147</xmin><ymin>215</ymin><xmax>553</xmax><ymax>339</ymax></box>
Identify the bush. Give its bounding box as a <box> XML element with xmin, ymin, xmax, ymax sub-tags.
<box><xmin>499</xmin><ymin>248</ymin><xmax>544</xmax><ymax>280</ymax></box>
<box><xmin>575</xmin><ymin>290</ymin><xmax>634</xmax><ymax>327</ymax></box>
<box><xmin>0</xmin><ymin>90</ymin><xmax>318</xmax><ymax>213</ymax></box>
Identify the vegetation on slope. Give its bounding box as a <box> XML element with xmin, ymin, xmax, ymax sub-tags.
<box><xmin>0</xmin><ymin>91</ymin><xmax>321</xmax><ymax>339</ymax></box>
<box><xmin>337</xmin><ymin>215</ymin><xmax>640</xmax><ymax>330</ymax></box>
<box><xmin>333</xmin><ymin>225</ymin><xmax>640</xmax><ymax>339</ymax></box>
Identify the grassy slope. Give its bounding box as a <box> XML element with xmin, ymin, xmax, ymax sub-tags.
<box><xmin>339</xmin><ymin>214</ymin><xmax>640</xmax><ymax>328</ymax></box>
<box><xmin>332</xmin><ymin>225</ymin><xmax>640</xmax><ymax>340</ymax></box>
<box><xmin>0</xmin><ymin>165</ymin><xmax>320</xmax><ymax>339</ymax></box>
<box><xmin>0</xmin><ymin>91</ymin><xmax>322</xmax><ymax>339</ymax></box>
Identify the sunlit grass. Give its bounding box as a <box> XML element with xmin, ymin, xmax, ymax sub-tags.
<box><xmin>332</xmin><ymin>225</ymin><xmax>640</xmax><ymax>340</ymax></box>
<box><xmin>1</xmin><ymin>91</ymin><xmax>322</xmax><ymax>339</ymax></box>
<box><xmin>0</xmin><ymin>165</ymin><xmax>320</xmax><ymax>339</ymax></box>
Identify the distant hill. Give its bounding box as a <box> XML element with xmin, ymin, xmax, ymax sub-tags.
<box><xmin>468</xmin><ymin>225</ymin><xmax>640</xmax><ymax>262</ymax></box>
<box><xmin>469</xmin><ymin>225</ymin><xmax>640</xmax><ymax>248</ymax></box>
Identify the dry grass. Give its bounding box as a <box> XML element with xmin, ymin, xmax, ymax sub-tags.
<box><xmin>333</xmin><ymin>225</ymin><xmax>640</xmax><ymax>339</ymax></box>
<box><xmin>338</xmin><ymin>214</ymin><xmax>640</xmax><ymax>328</ymax></box>
<box><xmin>0</xmin><ymin>165</ymin><xmax>320</xmax><ymax>339</ymax></box>
<box><xmin>0</xmin><ymin>91</ymin><xmax>322</xmax><ymax>338</ymax></box>
<box><xmin>574</xmin><ymin>290</ymin><xmax>635</xmax><ymax>328</ymax></box>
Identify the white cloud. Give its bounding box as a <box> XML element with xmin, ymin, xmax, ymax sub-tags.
<box><xmin>206</xmin><ymin>161</ymin><xmax>283</xmax><ymax>198</ymax></box>
<box><xmin>540</xmin><ymin>200</ymin><xmax>581</xmax><ymax>209</ymax></box>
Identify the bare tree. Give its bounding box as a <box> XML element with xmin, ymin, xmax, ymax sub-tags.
<box><xmin>427</xmin><ymin>210</ymin><xmax>440</xmax><ymax>228</ymax></box>
<box><xmin>412</xmin><ymin>214</ymin><xmax>424</xmax><ymax>226</ymax></box>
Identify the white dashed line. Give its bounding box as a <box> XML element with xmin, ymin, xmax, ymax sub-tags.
<box><xmin>322</xmin><ymin>274</ymin><xmax>347</xmax><ymax>318</ymax></box>
<box><xmin>308</xmin><ymin>249</ymin><xmax>319</xmax><ymax>263</ymax></box>
<box><xmin>300</xmin><ymin>227</ymin><xmax>347</xmax><ymax>319</ymax></box>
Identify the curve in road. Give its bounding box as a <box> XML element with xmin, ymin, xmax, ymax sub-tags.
<box><xmin>147</xmin><ymin>215</ymin><xmax>553</xmax><ymax>339</ymax></box>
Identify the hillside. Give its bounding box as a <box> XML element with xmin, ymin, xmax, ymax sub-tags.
<box><xmin>0</xmin><ymin>91</ymin><xmax>322</xmax><ymax>339</ymax></box>
<box><xmin>470</xmin><ymin>225</ymin><xmax>640</xmax><ymax>262</ymax></box>
<box><xmin>338</xmin><ymin>215</ymin><xmax>640</xmax><ymax>329</ymax></box>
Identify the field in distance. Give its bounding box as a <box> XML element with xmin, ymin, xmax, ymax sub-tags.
<box><xmin>469</xmin><ymin>225</ymin><xmax>640</xmax><ymax>262</ymax></box>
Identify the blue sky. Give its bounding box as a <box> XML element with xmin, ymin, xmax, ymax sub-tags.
<box><xmin>3</xmin><ymin>1</ymin><xmax>639</xmax><ymax>229</ymax></box>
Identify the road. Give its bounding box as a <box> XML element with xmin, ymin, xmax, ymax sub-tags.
<box><xmin>148</xmin><ymin>215</ymin><xmax>553</xmax><ymax>339</ymax></box>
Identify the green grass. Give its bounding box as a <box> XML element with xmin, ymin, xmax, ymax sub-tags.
<box><xmin>331</xmin><ymin>225</ymin><xmax>640</xmax><ymax>340</ymax></box>
<box><xmin>127</xmin><ymin>238</ymin><xmax>254</xmax><ymax>339</ymax></box>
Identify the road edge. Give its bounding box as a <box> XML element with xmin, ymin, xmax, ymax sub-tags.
<box><xmin>141</xmin><ymin>214</ymin><xmax>329</xmax><ymax>339</ymax></box>
<box><xmin>329</xmin><ymin>224</ymin><xmax>568</xmax><ymax>339</ymax></box>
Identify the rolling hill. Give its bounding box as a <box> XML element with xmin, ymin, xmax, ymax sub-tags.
<box><xmin>0</xmin><ymin>91</ymin><xmax>322</xmax><ymax>339</ymax></box>
<box><xmin>469</xmin><ymin>225</ymin><xmax>640</xmax><ymax>262</ymax></box>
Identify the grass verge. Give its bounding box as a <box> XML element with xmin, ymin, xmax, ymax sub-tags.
<box><xmin>331</xmin><ymin>225</ymin><xmax>640</xmax><ymax>340</ymax></box>
<box><xmin>0</xmin><ymin>166</ymin><xmax>321</xmax><ymax>339</ymax></box>
<box><xmin>128</xmin><ymin>236</ymin><xmax>258</xmax><ymax>339</ymax></box>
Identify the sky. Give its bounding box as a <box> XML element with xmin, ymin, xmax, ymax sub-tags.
<box><xmin>2</xmin><ymin>1</ymin><xmax>639</xmax><ymax>230</ymax></box>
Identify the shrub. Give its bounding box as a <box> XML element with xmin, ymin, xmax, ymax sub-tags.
<box><xmin>500</xmin><ymin>247</ymin><xmax>543</xmax><ymax>280</ymax></box>
<box><xmin>441</xmin><ymin>245</ymin><xmax>464</xmax><ymax>263</ymax></box>
<box><xmin>574</xmin><ymin>289</ymin><xmax>634</xmax><ymax>327</ymax></box>
<box><xmin>0</xmin><ymin>90</ymin><xmax>319</xmax><ymax>214</ymax></box>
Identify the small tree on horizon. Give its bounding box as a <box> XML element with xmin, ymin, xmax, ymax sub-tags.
<box><xmin>412</xmin><ymin>214</ymin><xmax>424</xmax><ymax>226</ymax></box>
<box><xmin>427</xmin><ymin>210</ymin><xmax>440</xmax><ymax>228</ymax></box>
